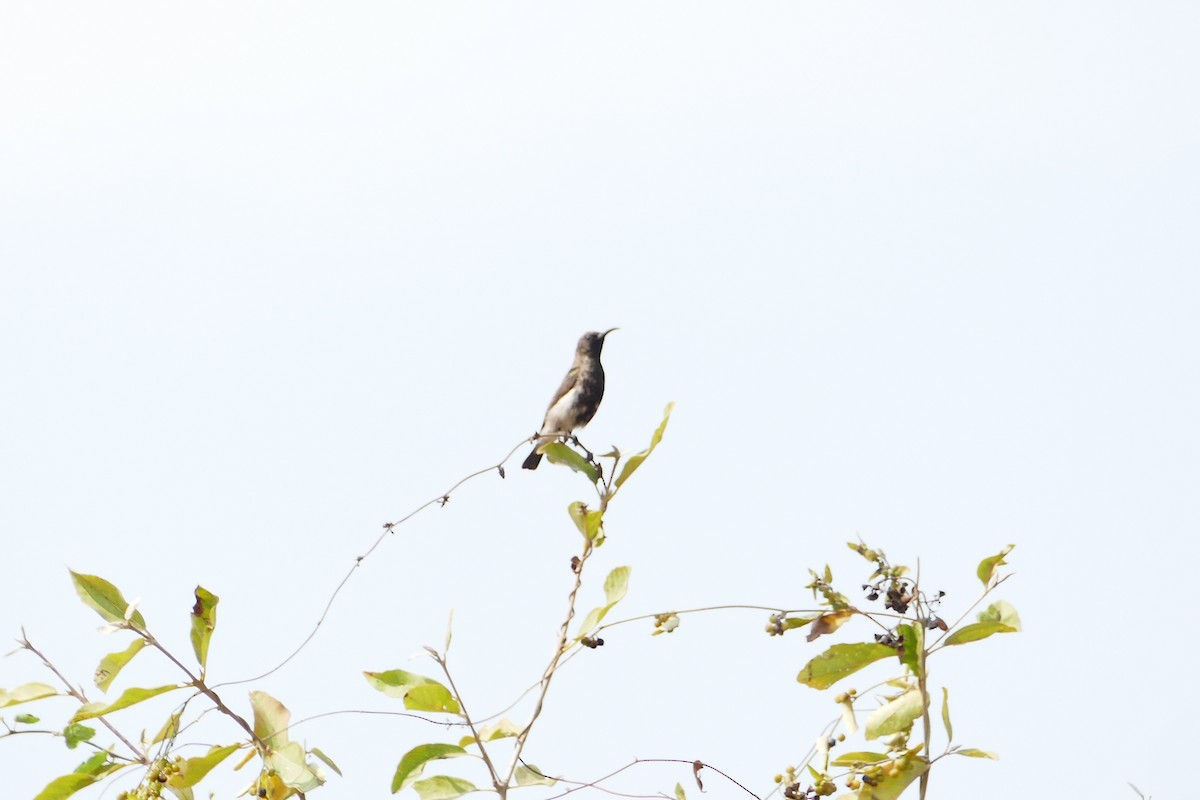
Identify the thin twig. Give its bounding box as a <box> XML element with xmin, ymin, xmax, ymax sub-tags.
<box><xmin>286</xmin><ymin>707</ymin><xmax>468</xmax><ymax>732</ymax></box>
<box><xmin>541</xmin><ymin>758</ymin><xmax>762</xmax><ymax>800</ymax></box>
<box><xmin>215</xmin><ymin>436</ymin><xmax>534</xmax><ymax>688</ymax></box>
<box><xmin>18</xmin><ymin>632</ymin><xmax>149</xmax><ymax>764</ymax></box>
<box><xmin>927</xmin><ymin>573</ymin><xmax>1012</xmax><ymax>654</ymax></box>
<box><xmin>500</xmin><ymin>536</ymin><xmax>594</xmax><ymax>795</ymax></box>
<box><xmin>518</xmin><ymin>760</ymin><xmax>666</xmax><ymax>799</ymax></box>
<box><xmin>434</xmin><ymin>652</ymin><xmax>502</xmax><ymax>790</ymax></box>
<box><xmin>138</xmin><ymin>633</ymin><xmax>266</xmax><ymax>751</ymax></box>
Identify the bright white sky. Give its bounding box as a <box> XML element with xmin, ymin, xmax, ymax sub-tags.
<box><xmin>2</xmin><ymin>3</ymin><xmax>1197</xmax><ymax>799</ymax></box>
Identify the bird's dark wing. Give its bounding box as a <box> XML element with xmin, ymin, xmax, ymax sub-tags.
<box><xmin>543</xmin><ymin>366</ymin><xmax>579</xmax><ymax>415</ymax></box>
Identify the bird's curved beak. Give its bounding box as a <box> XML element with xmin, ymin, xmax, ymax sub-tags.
<box><xmin>601</xmin><ymin>327</ymin><xmax>619</xmax><ymax>338</ymax></box>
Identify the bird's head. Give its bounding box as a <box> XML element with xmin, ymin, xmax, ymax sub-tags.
<box><xmin>578</xmin><ymin>328</ymin><xmax>617</xmax><ymax>357</ymax></box>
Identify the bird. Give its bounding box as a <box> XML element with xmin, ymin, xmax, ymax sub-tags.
<box><xmin>522</xmin><ymin>329</ymin><xmax>617</xmax><ymax>470</ymax></box>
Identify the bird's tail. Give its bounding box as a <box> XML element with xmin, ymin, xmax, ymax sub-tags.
<box><xmin>521</xmin><ymin>448</ymin><xmax>544</xmax><ymax>470</ymax></box>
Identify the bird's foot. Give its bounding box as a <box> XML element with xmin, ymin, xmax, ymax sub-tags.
<box><xmin>571</xmin><ymin>435</ymin><xmax>602</xmax><ymax>477</ymax></box>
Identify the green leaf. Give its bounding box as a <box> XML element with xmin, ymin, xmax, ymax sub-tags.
<box><xmin>406</xmin><ymin>684</ymin><xmax>462</xmax><ymax>714</ymax></box>
<box><xmin>897</xmin><ymin>623</ymin><xmax>923</xmax><ymax>678</ymax></box>
<box><xmin>71</xmin><ymin>685</ymin><xmax>179</xmax><ymax>722</ymax></box>
<box><xmin>392</xmin><ymin>744</ymin><xmax>468</xmax><ymax>793</ymax></box>
<box><xmin>782</xmin><ymin>615</ymin><xmax>819</xmax><ymax>630</ymax></box>
<box><xmin>515</xmin><ymin>765</ymin><xmax>556</xmax><ymax>786</ymax></box>
<box><xmin>855</xmin><ymin>756</ymin><xmax>928</xmax><ymax>800</ymax></box>
<box><xmin>830</xmin><ymin>751</ymin><xmax>889</xmax><ymax>767</ymax></box>
<box><xmin>0</xmin><ymin>682</ymin><xmax>58</xmax><ymax>708</ymax></box>
<box><xmin>265</xmin><ymin>741</ymin><xmax>324</xmax><ymax>792</ymax></box>
<box><xmin>941</xmin><ymin>687</ymin><xmax>953</xmax><ymax>743</ymax></box>
<box><xmin>542</xmin><ymin>443</ymin><xmax>599</xmax><ymax>482</ymax></box>
<box><xmin>33</xmin><ymin>773</ymin><xmax>98</xmax><ymax>800</ymax></box>
<box><xmin>150</xmin><ymin>710</ymin><xmax>182</xmax><ymax>745</ymax></box>
<box><xmin>311</xmin><ymin>747</ymin><xmax>343</xmax><ymax>777</ymax></box>
<box><xmin>976</xmin><ymin>545</ymin><xmax>1014</xmax><ymax>588</ymax></box>
<box><xmin>94</xmin><ymin>638</ymin><xmax>146</xmax><ymax>692</ymax></box>
<box><xmin>796</xmin><ymin>643</ymin><xmax>896</xmax><ymax>690</ymax></box>
<box><xmin>943</xmin><ymin>621</ymin><xmax>1017</xmax><ymax>646</ymax></box>
<box><xmin>574</xmin><ymin>566</ymin><xmax>631</xmax><ymax>640</ymax></box>
<box><xmin>865</xmin><ymin>688</ymin><xmax>925</xmax><ymax>740</ymax></box>
<box><xmin>15</xmin><ymin>713</ymin><xmax>40</xmax><ymax>724</ymax></box>
<box><xmin>364</xmin><ymin>670</ymin><xmax>461</xmax><ymax>715</ymax></box>
<box><xmin>73</xmin><ymin>751</ymin><xmax>108</xmax><ymax>775</ymax></box>
<box><xmin>978</xmin><ymin>600</ymin><xmax>1022</xmax><ymax>631</ymax></box>
<box><xmin>567</xmin><ymin>502</ymin><xmax>604</xmax><ymax>542</ymax></box>
<box><xmin>250</xmin><ymin>690</ymin><xmax>292</xmax><ymax>748</ymax></box>
<box><xmin>68</xmin><ymin>570</ymin><xmax>146</xmax><ymax>630</ymax></box>
<box><xmin>63</xmin><ymin>723</ymin><xmax>96</xmax><ymax>749</ymax></box>
<box><xmin>167</xmin><ymin>744</ymin><xmax>239</xmax><ymax>789</ymax></box>
<box><xmin>189</xmin><ymin>586</ymin><xmax>219</xmax><ymax>672</ymax></box>
<box><xmin>954</xmin><ymin>747</ymin><xmax>999</xmax><ymax>759</ymax></box>
<box><xmin>614</xmin><ymin>402</ymin><xmax>674</xmax><ymax>489</ymax></box>
<box><xmin>412</xmin><ymin>775</ymin><xmax>477</xmax><ymax>800</ymax></box>
<box><xmin>674</xmin><ymin>782</ymin><xmax>687</xmax><ymax>800</ymax></box>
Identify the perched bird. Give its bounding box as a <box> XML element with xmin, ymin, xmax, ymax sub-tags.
<box><xmin>522</xmin><ymin>329</ymin><xmax>617</xmax><ymax>470</ymax></box>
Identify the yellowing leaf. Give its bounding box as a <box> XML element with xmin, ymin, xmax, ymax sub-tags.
<box><xmin>567</xmin><ymin>502</ymin><xmax>604</xmax><ymax>542</ymax></box>
<box><xmin>614</xmin><ymin>403</ymin><xmax>674</xmax><ymax>489</ymax></box>
<box><xmin>864</xmin><ymin>688</ymin><xmax>925</xmax><ymax>741</ymax></box>
<box><xmin>574</xmin><ymin>567</ymin><xmax>631</xmax><ymax>640</ymax></box>
<box><xmin>250</xmin><ymin>690</ymin><xmax>291</xmax><ymax>748</ymax></box>
<box><xmin>189</xmin><ymin>587</ymin><xmax>219</xmax><ymax>672</ymax></box>
<box><xmin>797</xmin><ymin>643</ymin><xmax>896</xmax><ymax>690</ymax></box>
<box><xmin>830</xmin><ymin>751</ymin><xmax>889</xmax><ymax>767</ymax></box>
<box><xmin>603</xmin><ymin>566</ymin><xmax>630</xmax><ymax>605</ymax></box>
<box><xmin>166</xmin><ymin>744</ymin><xmax>239</xmax><ymax>789</ymax></box>
<box><xmin>33</xmin><ymin>772</ymin><xmax>99</xmax><ymax>800</ymax></box>
<box><xmin>94</xmin><ymin>639</ymin><xmax>146</xmax><ymax>692</ymax></box>
<box><xmin>978</xmin><ymin>600</ymin><xmax>1022</xmax><ymax>631</ymax></box>
<box><xmin>838</xmin><ymin>695</ymin><xmax>859</xmax><ymax>736</ymax></box>
<box><xmin>806</xmin><ymin>610</ymin><xmax>853</xmax><ymax>642</ymax></box>
<box><xmin>941</xmin><ymin>687</ymin><xmax>953</xmax><ymax>743</ymax></box>
<box><xmin>854</xmin><ymin>757</ymin><xmax>928</xmax><ymax>800</ymax></box>
<box><xmin>412</xmin><ymin>775</ymin><xmax>477</xmax><ymax>800</ymax></box>
<box><xmin>71</xmin><ymin>685</ymin><xmax>179</xmax><ymax>722</ymax></box>
<box><xmin>943</xmin><ymin>621</ymin><xmax>1016</xmax><ymax>646</ymax></box>
<box><xmin>150</xmin><ymin>711</ymin><xmax>181</xmax><ymax>746</ymax></box>
<box><xmin>68</xmin><ymin>571</ymin><xmax>146</xmax><ymax>629</ymax></box>
<box><xmin>364</xmin><ymin>670</ymin><xmax>461</xmax><ymax>715</ymax></box>
<box><xmin>265</xmin><ymin>741</ymin><xmax>323</xmax><ymax>792</ymax></box>
<box><xmin>955</xmin><ymin>748</ymin><xmax>999</xmax><ymax>759</ymax></box>
<box><xmin>471</xmin><ymin>718</ymin><xmax>520</xmax><ymax>745</ymax></box>
<box><xmin>976</xmin><ymin>545</ymin><xmax>1014</xmax><ymax>588</ymax></box>
<box><xmin>514</xmin><ymin>765</ymin><xmax>556</xmax><ymax>786</ymax></box>
<box><xmin>311</xmin><ymin>747</ymin><xmax>342</xmax><ymax>777</ymax></box>
<box><xmin>0</xmin><ymin>682</ymin><xmax>57</xmax><ymax>709</ymax></box>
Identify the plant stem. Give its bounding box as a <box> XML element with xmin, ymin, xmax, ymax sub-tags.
<box><xmin>141</xmin><ymin>633</ymin><xmax>267</xmax><ymax>751</ymax></box>
<box><xmin>500</xmin><ymin>536</ymin><xmax>595</xmax><ymax>797</ymax></box>
<box><xmin>916</xmin><ymin>588</ymin><xmax>932</xmax><ymax>800</ymax></box>
<box><xmin>435</xmin><ymin>654</ymin><xmax>502</xmax><ymax>790</ymax></box>
<box><xmin>19</xmin><ymin>633</ymin><xmax>149</xmax><ymax>764</ymax></box>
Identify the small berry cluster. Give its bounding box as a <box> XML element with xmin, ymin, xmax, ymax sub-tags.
<box><xmin>115</xmin><ymin>759</ymin><xmax>175</xmax><ymax>800</ymax></box>
<box><xmin>774</xmin><ymin>765</ymin><xmax>836</xmax><ymax>799</ymax></box>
